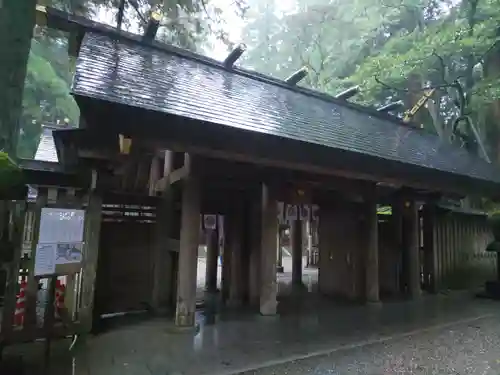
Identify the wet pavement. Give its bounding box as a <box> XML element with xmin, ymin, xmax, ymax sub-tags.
<box><xmin>4</xmin><ymin>292</ymin><xmax>500</xmax><ymax>375</ymax></box>
<box><xmin>240</xmin><ymin>314</ymin><xmax>500</xmax><ymax>375</ymax></box>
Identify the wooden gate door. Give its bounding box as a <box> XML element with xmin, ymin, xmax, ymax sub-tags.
<box><xmin>94</xmin><ymin>196</ymin><xmax>157</xmax><ymax>318</ymax></box>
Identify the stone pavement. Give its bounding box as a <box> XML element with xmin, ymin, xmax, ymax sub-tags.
<box><xmin>4</xmin><ymin>292</ymin><xmax>500</xmax><ymax>375</ymax></box>
<box><xmin>240</xmin><ymin>314</ymin><xmax>500</xmax><ymax>375</ymax></box>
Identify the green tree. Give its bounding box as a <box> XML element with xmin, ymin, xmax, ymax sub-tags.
<box><xmin>0</xmin><ymin>0</ymin><xmax>38</xmax><ymax>157</ymax></box>
<box><xmin>241</xmin><ymin>0</ymin><xmax>500</xmax><ymax>159</ymax></box>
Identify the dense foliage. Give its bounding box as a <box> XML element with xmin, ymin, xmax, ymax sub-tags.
<box><xmin>241</xmin><ymin>0</ymin><xmax>500</xmax><ymax>164</ymax></box>
<box><xmin>0</xmin><ymin>152</ymin><xmax>24</xmax><ymax>191</ymax></box>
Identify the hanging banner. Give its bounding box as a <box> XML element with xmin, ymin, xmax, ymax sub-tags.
<box><xmin>285</xmin><ymin>204</ymin><xmax>298</xmax><ymax>222</ymax></box>
<box><xmin>299</xmin><ymin>204</ymin><xmax>310</xmax><ymax>221</ymax></box>
<box><xmin>203</xmin><ymin>214</ymin><xmax>217</xmax><ymax>230</ymax></box>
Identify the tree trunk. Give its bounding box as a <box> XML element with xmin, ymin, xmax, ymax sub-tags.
<box><xmin>0</xmin><ymin>0</ymin><xmax>37</xmax><ymax>157</ymax></box>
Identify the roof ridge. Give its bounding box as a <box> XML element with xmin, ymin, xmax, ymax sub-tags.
<box><xmin>46</xmin><ymin>6</ymin><xmax>424</xmax><ymax>132</ymax></box>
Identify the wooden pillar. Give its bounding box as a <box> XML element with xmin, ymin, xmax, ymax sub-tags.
<box><xmin>249</xmin><ymin>192</ymin><xmax>262</xmax><ymax>307</ymax></box>
<box><xmin>80</xmin><ymin>191</ymin><xmax>103</xmax><ymax>332</ymax></box>
<box><xmin>1</xmin><ymin>201</ymin><xmax>26</xmax><ymax>337</ymax></box>
<box><xmin>22</xmin><ymin>190</ymin><xmax>47</xmax><ymax>329</ymax></box>
<box><xmin>148</xmin><ymin>156</ymin><xmax>161</xmax><ymax>196</ymax></box>
<box><xmin>151</xmin><ymin>197</ymin><xmax>174</xmax><ymax>313</ymax></box>
<box><xmin>364</xmin><ymin>197</ymin><xmax>379</xmax><ymax>303</ymax></box>
<box><xmin>151</xmin><ymin>152</ymin><xmax>174</xmax><ymax>313</ymax></box>
<box><xmin>392</xmin><ymin>198</ymin><xmax>403</xmax><ymax>293</ymax></box>
<box><xmin>422</xmin><ymin>204</ymin><xmax>437</xmax><ymax>293</ymax></box>
<box><xmin>228</xmin><ymin>201</ymin><xmax>244</xmax><ymax>307</ymax></box>
<box><xmin>240</xmin><ymin>202</ymin><xmax>251</xmax><ymax>304</ymax></box>
<box><xmin>260</xmin><ymin>183</ymin><xmax>278</xmax><ymax>316</ymax></box>
<box><xmin>291</xmin><ymin>219</ymin><xmax>303</xmax><ymax>285</ymax></box>
<box><xmin>221</xmin><ymin>215</ymin><xmax>232</xmax><ymax>304</ymax></box>
<box><xmin>204</xmin><ymin>225</ymin><xmax>219</xmax><ymax>293</ymax></box>
<box><xmin>403</xmin><ymin>200</ymin><xmax>421</xmax><ymax>298</ymax></box>
<box><xmin>276</xmin><ymin>227</ymin><xmax>284</xmax><ymax>273</ymax></box>
<box><xmin>305</xmin><ymin>220</ymin><xmax>312</xmax><ymax>267</ymax></box>
<box><xmin>175</xmin><ymin>174</ymin><xmax>201</xmax><ymax>327</ymax></box>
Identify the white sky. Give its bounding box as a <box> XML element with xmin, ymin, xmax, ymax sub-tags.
<box><xmin>96</xmin><ymin>0</ymin><xmax>293</xmax><ymax>61</ymax></box>
<box><xmin>96</xmin><ymin>0</ymin><xmax>243</xmax><ymax>60</ymax></box>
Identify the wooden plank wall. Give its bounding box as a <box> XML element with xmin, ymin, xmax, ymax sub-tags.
<box><xmin>428</xmin><ymin>211</ymin><xmax>495</xmax><ymax>291</ymax></box>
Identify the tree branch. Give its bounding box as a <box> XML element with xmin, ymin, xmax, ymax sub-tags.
<box><xmin>374</xmin><ymin>76</ymin><xmax>452</xmax><ymax>93</ymax></box>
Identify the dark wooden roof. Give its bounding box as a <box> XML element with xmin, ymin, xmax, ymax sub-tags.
<box><xmin>71</xmin><ymin>31</ymin><xmax>500</xmax><ymax>196</ymax></box>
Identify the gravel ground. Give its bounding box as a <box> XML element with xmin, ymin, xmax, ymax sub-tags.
<box><xmin>239</xmin><ymin>315</ymin><xmax>500</xmax><ymax>375</ymax></box>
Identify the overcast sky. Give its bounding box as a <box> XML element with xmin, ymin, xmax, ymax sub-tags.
<box><xmin>96</xmin><ymin>0</ymin><xmax>245</xmax><ymax>60</ymax></box>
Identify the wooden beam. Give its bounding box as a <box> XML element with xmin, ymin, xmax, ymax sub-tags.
<box><xmin>154</xmin><ymin>165</ymin><xmax>188</xmax><ymax>192</ymax></box>
<box><xmin>132</xmin><ymin>135</ymin><xmax>483</xmax><ymax>197</ymax></box>
<box><xmin>148</xmin><ymin>156</ymin><xmax>161</xmax><ymax>196</ymax></box>
<box><xmin>134</xmin><ymin>156</ymin><xmax>152</xmax><ymax>192</ymax></box>
<box><xmin>78</xmin><ymin>149</ymin><xmax>117</xmax><ymax>160</ymax></box>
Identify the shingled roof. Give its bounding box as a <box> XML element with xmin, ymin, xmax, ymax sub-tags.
<box><xmin>34</xmin><ymin>126</ymin><xmax>59</xmax><ymax>163</ymax></box>
<box><xmin>71</xmin><ymin>31</ymin><xmax>500</xmax><ymax>196</ymax></box>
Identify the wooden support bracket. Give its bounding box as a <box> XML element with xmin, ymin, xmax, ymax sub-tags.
<box><xmin>154</xmin><ymin>166</ymin><xmax>188</xmax><ymax>192</ymax></box>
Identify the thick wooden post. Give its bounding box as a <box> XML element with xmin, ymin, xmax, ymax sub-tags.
<box><xmin>403</xmin><ymin>200</ymin><xmax>421</xmax><ymax>298</ymax></box>
<box><xmin>24</xmin><ymin>189</ymin><xmax>48</xmax><ymax>329</ymax></box>
<box><xmin>249</xmin><ymin>193</ymin><xmax>262</xmax><ymax>307</ymax></box>
<box><xmin>221</xmin><ymin>216</ymin><xmax>232</xmax><ymax>304</ymax></box>
<box><xmin>151</xmin><ymin>197</ymin><xmax>174</xmax><ymax>314</ymax></box>
<box><xmin>422</xmin><ymin>204</ymin><xmax>436</xmax><ymax>292</ymax></box>
<box><xmin>364</xmin><ymin>197</ymin><xmax>379</xmax><ymax>303</ymax></box>
<box><xmin>204</xmin><ymin>226</ymin><xmax>219</xmax><ymax>293</ymax></box>
<box><xmin>392</xmin><ymin>198</ymin><xmax>403</xmax><ymax>293</ymax></box>
<box><xmin>260</xmin><ymin>183</ymin><xmax>278</xmax><ymax>316</ymax></box>
<box><xmin>291</xmin><ymin>219</ymin><xmax>303</xmax><ymax>285</ymax></box>
<box><xmin>175</xmin><ymin>174</ymin><xmax>201</xmax><ymax>327</ymax></box>
<box><xmin>80</xmin><ymin>192</ymin><xmax>103</xmax><ymax>332</ymax></box>
<box><xmin>151</xmin><ymin>153</ymin><xmax>174</xmax><ymax>314</ymax></box>
<box><xmin>228</xmin><ymin>201</ymin><xmax>244</xmax><ymax>307</ymax></box>
<box><xmin>276</xmin><ymin>227</ymin><xmax>284</xmax><ymax>273</ymax></box>
<box><xmin>1</xmin><ymin>201</ymin><xmax>26</xmax><ymax>338</ymax></box>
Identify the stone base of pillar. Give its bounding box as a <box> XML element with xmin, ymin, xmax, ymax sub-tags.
<box><xmin>175</xmin><ymin>303</ymin><xmax>196</xmax><ymax>327</ymax></box>
<box><xmin>259</xmin><ymin>299</ymin><xmax>278</xmax><ymax>316</ymax></box>
<box><xmin>259</xmin><ymin>283</ymin><xmax>278</xmax><ymax>315</ymax></box>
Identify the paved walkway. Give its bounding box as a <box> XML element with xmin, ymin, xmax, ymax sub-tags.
<box><xmin>4</xmin><ymin>292</ymin><xmax>499</xmax><ymax>375</ymax></box>
<box><xmin>241</xmin><ymin>314</ymin><xmax>500</xmax><ymax>375</ymax></box>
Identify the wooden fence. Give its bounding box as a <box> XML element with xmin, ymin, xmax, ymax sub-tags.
<box><xmin>422</xmin><ymin>207</ymin><xmax>496</xmax><ymax>292</ymax></box>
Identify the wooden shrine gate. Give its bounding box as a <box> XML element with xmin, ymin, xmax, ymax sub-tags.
<box><xmin>94</xmin><ymin>194</ymin><xmax>158</xmax><ymax>320</ymax></box>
